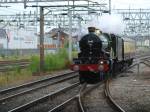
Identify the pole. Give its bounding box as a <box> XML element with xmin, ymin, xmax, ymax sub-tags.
<box><xmin>5</xmin><ymin>29</ymin><xmax>9</xmax><ymax>58</ymax></box>
<box><xmin>68</xmin><ymin>11</ymin><xmax>72</xmax><ymax>61</ymax></box>
<box><xmin>6</xmin><ymin>36</ymin><xmax>8</xmax><ymax>58</ymax></box>
<box><xmin>24</xmin><ymin>0</ymin><xmax>27</xmax><ymax>9</ymax></box>
<box><xmin>109</xmin><ymin>0</ymin><xmax>111</xmax><ymax>14</ymax></box>
<box><xmin>137</xmin><ymin>64</ymin><xmax>140</xmax><ymax>75</ymax></box>
<box><xmin>78</xmin><ymin>16</ymin><xmax>82</xmax><ymax>41</ymax></box>
<box><xmin>57</xmin><ymin>24</ymin><xmax>61</xmax><ymax>52</ymax></box>
<box><xmin>77</xmin><ymin>16</ymin><xmax>81</xmax><ymax>52</ymax></box>
<box><xmin>40</xmin><ymin>7</ymin><xmax>44</xmax><ymax>72</ymax></box>
<box><xmin>19</xmin><ymin>28</ymin><xmax>22</xmax><ymax>56</ymax></box>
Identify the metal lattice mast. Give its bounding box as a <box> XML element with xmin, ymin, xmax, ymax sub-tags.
<box><xmin>114</xmin><ymin>9</ymin><xmax>150</xmax><ymax>40</ymax></box>
<box><xmin>0</xmin><ymin>0</ymin><xmax>109</xmax><ymax>72</ymax></box>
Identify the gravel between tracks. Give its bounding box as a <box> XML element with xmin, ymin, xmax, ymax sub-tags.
<box><xmin>60</xmin><ymin>99</ymin><xmax>80</xmax><ymax>112</ymax></box>
<box><xmin>0</xmin><ymin>76</ymin><xmax>78</xmax><ymax>112</ymax></box>
<box><xmin>82</xmin><ymin>84</ymin><xmax>116</xmax><ymax>112</ymax></box>
<box><xmin>21</xmin><ymin>85</ymin><xmax>80</xmax><ymax>112</ymax></box>
<box><xmin>109</xmin><ymin>63</ymin><xmax>150</xmax><ymax>112</ymax></box>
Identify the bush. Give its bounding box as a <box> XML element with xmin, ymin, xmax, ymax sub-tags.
<box><xmin>13</xmin><ymin>65</ymin><xmax>21</xmax><ymax>73</ymax></box>
<box><xmin>29</xmin><ymin>49</ymin><xmax>69</xmax><ymax>73</ymax></box>
<box><xmin>0</xmin><ymin>54</ymin><xmax>5</xmax><ymax>58</ymax></box>
<box><xmin>29</xmin><ymin>55</ymin><xmax>40</xmax><ymax>73</ymax></box>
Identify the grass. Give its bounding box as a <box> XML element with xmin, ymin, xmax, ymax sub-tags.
<box><xmin>0</xmin><ymin>48</ymin><xmax>71</xmax><ymax>86</ymax></box>
<box><xmin>72</xmin><ymin>51</ymin><xmax>78</xmax><ymax>58</ymax></box>
<box><xmin>29</xmin><ymin>48</ymin><xmax>70</xmax><ymax>73</ymax></box>
<box><xmin>0</xmin><ymin>69</ymin><xmax>32</xmax><ymax>86</ymax></box>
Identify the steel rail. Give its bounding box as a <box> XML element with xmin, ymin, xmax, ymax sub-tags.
<box><xmin>77</xmin><ymin>83</ymin><xmax>87</xmax><ymax>112</ymax></box>
<box><xmin>0</xmin><ymin>71</ymin><xmax>76</xmax><ymax>94</ymax></box>
<box><xmin>49</xmin><ymin>55</ymin><xmax>150</xmax><ymax>112</ymax></box>
<box><xmin>48</xmin><ymin>84</ymin><xmax>87</xmax><ymax>112</ymax></box>
<box><xmin>48</xmin><ymin>84</ymin><xmax>86</xmax><ymax>112</ymax></box>
<box><xmin>48</xmin><ymin>55</ymin><xmax>150</xmax><ymax>112</ymax></box>
<box><xmin>0</xmin><ymin>62</ymin><xmax>30</xmax><ymax>66</ymax></box>
<box><xmin>0</xmin><ymin>74</ymin><xmax>78</xmax><ymax>103</ymax></box>
<box><xmin>134</xmin><ymin>52</ymin><xmax>150</xmax><ymax>58</ymax></box>
<box><xmin>104</xmin><ymin>55</ymin><xmax>150</xmax><ymax>112</ymax></box>
<box><xmin>105</xmin><ymin>79</ymin><xmax>126</xmax><ymax>112</ymax></box>
<box><xmin>0</xmin><ymin>62</ymin><xmax>29</xmax><ymax>65</ymax></box>
<box><xmin>1</xmin><ymin>55</ymin><xmax>149</xmax><ymax>112</ymax></box>
<box><xmin>0</xmin><ymin>59</ymin><xmax>30</xmax><ymax>72</ymax></box>
<box><xmin>49</xmin><ymin>96</ymin><xmax>77</xmax><ymax>112</ymax></box>
<box><xmin>126</xmin><ymin>56</ymin><xmax>150</xmax><ymax>71</ymax></box>
<box><xmin>0</xmin><ymin>59</ymin><xmax>29</xmax><ymax>64</ymax></box>
<box><xmin>8</xmin><ymin>82</ymin><xmax>80</xmax><ymax>112</ymax></box>
<box><xmin>49</xmin><ymin>82</ymin><xmax>104</xmax><ymax>112</ymax></box>
<box><xmin>0</xmin><ymin>64</ymin><xmax>30</xmax><ymax>72</ymax></box>
<box><xmin>78</xmin><ymin>81</ymin><xmax>105</xmax><ymax>112</ymax></box>
<box><xmin>135</xmin><ymin>55</ymin><xmax>150</xmax><ymax>60</ymax></box>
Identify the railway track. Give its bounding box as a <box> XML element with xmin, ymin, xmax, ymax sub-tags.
<box><xmin>0</xmin><ymin>55</ymin><xmax>149</xmax><ymax>112</ymax></box>
<box><xmin>8</xmin><ymin>82</ymin><xmax>80</xmax><ymax>112</ymax></box>
<box><xmin>0</xmin><ymin>54</ymin><xmax>147</xmax><ymax>72</ymax></box>
<box><xmin>0</xmin><ymin>59</ymin><xmax>29</xmax><ymax>64</ymax></box>
<box><xmin>77</xmin><ymin>80</ymin><xmax>125</xmax><ymax>112</ymax></box>
<box><xmin>105</xmin><ymin>79</ymin><xmax>126</xmax><ymax>112</ymax></box>
<box><xmin>103</xmin><ymin>56</ymin><xmax>150</xmax><ymax>112</ymax></box>
<box><xmin>49</xmin><ymin>80</ymin><xmax>121</xmax><ymax>112</ymax></box>
<box><xmin>49</xmin><ymin>56</ymin><xmax>150</xmax><ymax>112</ymax></box>
<box><xmin>0</xmin><ymin>59</ymin><xmax>30</xmax><ymax>72</ymax></box>
<box><xmin>49</xmin><ymin>82</ymin><xmax>103</xmax><ymax>112</ymax></box>
<box><xmin>0</xmin><ymin>71</ymin><xmax>78</xmax><ymax>112</ymax></box>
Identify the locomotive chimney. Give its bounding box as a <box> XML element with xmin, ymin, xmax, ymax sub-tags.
<box><xmin>88</xmin><ymin>27</ymin><xmax>96</xmax><ymax>33</ymax></box>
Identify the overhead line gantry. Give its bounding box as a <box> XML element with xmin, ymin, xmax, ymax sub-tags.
<box><xmin>0</xmin><ymin>0</ymin><xmax>109</xmax><ymax>72</ymax></box>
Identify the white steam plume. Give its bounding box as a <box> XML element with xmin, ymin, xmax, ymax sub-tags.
<box><xmin>84</xmin><ymin>14</ymin><xmax>125</xmax><ymax>35</ymax></box>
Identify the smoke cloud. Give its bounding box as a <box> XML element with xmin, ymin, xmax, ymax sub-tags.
<box><xmin>85</xmin><ymin>14</ymin><xmax>125</xmax><ymax>35</ymax></box>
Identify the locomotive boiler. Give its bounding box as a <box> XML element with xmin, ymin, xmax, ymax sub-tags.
<box><xmin>70</xmin><ymin>27</ymin><xmax>136</xmax><ymax>83</ymax></box>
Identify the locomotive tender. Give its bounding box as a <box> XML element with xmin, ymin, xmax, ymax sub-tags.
<box><xmin>71</xmin><ymin>27</ymin><xmax>136</xmax><ymax>83</ymax></box>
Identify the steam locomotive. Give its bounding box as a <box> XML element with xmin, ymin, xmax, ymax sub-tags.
<box><xmin>71</xmin><ymin>27</ymin><xmax>136</xmax><ymax>83</ymax></box>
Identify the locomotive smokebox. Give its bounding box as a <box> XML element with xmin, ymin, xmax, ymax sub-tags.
<box><xmin>88</xmin><ymin>27</ymin><xmax>96</xmax><ymax>33</ymax></box>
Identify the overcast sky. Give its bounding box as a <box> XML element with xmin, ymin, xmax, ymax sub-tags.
<box><xmin>0</xmin><ymin>0</ymin><xmax>150</xmax><ymax>15</ymax></box>
<box><xmin>111</xmin><ymin>0</ymin><xmax>150</xmax><ymax>9</ymax></box>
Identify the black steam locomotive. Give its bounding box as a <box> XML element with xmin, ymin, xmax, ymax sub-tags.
<box><xmin>71</xmin><ymin>27</ymin><xmax>136</xmax><ymax>83</ymax></box>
